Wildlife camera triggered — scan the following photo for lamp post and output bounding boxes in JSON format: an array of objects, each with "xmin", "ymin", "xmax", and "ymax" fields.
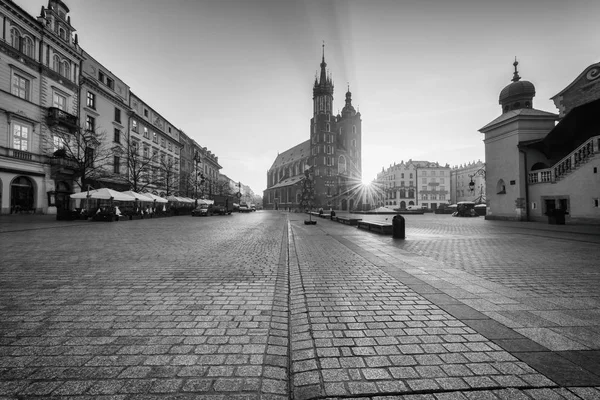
[{"xmin": 468, "ymin": 166, "xmax": 486, "ymax": 204}]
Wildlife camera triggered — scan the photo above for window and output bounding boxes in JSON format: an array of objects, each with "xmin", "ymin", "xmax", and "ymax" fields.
[
  {"xmin": 22, "ymin": 36, "xmax": 33, "ymax": 58},
  {"xmin": 352, "ymin": 125, "xmax": 356, "ymax": 134},
  {"xmin": 161, "ymin": 138, "xmax": 165, "ymax": 148},
  {"xmin": 144, "ymin": 109, "xmax": 149, "ymax": 118},
  {"xmin": 440, "ymin": 177, "xmax": 445, "ymax": 184},
  {"xmin": 401, "ymin": 173, "xmax": 404, "ymax": 178},
  {"xmin": 106, "ymin": 77, "xmax": 114, "ymax": 90},
  {"xmin": 153, "ymin": 132, "xmax": 158, "ymax": 143},
  {"xmin": 53, "ymin": 55, "xmax": 60, "ymax": 72},
  {"xmin": 143, "ymin": 127, "xmax": 149, "ymax": 139},
  {"xmin": 86, "ymin": 91, "xmax": 95, "ymax": 108},
  {"xmin": 113, "ymin": 156, "xmax": 120, "ymax": 174},
  {"xmin": 53, "ymin": 92, "xmax": 66, "ymax": 110},
  {"xmin": 168, "ymin": 142, "xmax": 172, "ymax": 152},
  {"xmin": 410, "ymin": 173, "xmax": 413, "ymax": 179},
  {"xmin": 114, "ymin": 108, "xmax": 121, "ymax": 123},
  {"xmin": 131, "ymin": 141, "xmax": 139, "ymax": 155},
  {"xmin": 61, "ymin": 61, "xmax": 70, "ymax": 79},
  {"xmin": 326, "ymin": 123, "xmax": 330, "ymax": 132},
  {"xmin": 98, "ymin": 70, "xmax": 105, "ymax": 83},
  {"xmin": 85, "ymin": 115, "xmax": 95, "ymax": 132},
  {"xmin": 12, "ymin": 122, "xmax": 30, "ymax": 151},
  {"xmin": 422, "ymin": 171, "xmax": 427, "ymax": 176},
  {"xmin": 132, "ymin": 119, "xmax": 138, "ymax": 133},
  {"xmin": 53, "ymin": 135, "xmax": 66, "ymax": 152},
  {"xmin": 143, "ymin": 146, "xmax": 149, "ymax": 159},
  {"xmin": 10, "ymin": 28, "xmax": 20, "ymax": 49},
  {"xmin": 113, "ymin": 128, "xmax": 120, "ymax": 144},
  {"xmin": 59, "ymin": 28, "xmax": 66, "ymax": 40},
  {"xmin": 85, "ymin": 147, "xmax": 94, "ymax": 167},
  {"xmin": 168, "ymin": 127, "xmax": 172, "ymax": 133},
  {"xmin": 12, "ymin": 74, "xmax": 30, "ymax": 100},
  {"xmin": 594, "ymin": 199, "xmax": 599, "ymax": 208}
]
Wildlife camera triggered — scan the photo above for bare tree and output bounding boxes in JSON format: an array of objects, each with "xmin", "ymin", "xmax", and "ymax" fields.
[
  {"xmin": 157, "ymin": 156, "xmax": 180, "ymax": 196},
  {"xmin": 48, "ymin": 126, "xmax": 114, "ymax": 190},
  {"xmin": 121, "ymin": 141, "xmax": 155, "ymax": 193}
]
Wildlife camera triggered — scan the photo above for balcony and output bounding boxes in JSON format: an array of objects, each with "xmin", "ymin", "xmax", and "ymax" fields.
[{"xmin": 47, "ymin": 107, "xmax": 78, "ymax": 131}]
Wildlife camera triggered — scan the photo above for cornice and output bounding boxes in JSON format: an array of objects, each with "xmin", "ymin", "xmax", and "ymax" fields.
[{"xmin": 81, "ymin": 77, "xmax": 130, "ymax": 108}]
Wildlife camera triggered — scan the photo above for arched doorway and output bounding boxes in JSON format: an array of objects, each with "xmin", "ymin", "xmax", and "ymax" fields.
[
  {"xmin": 341, "ymin": 199, "xmax": 347, "ymax": 211},
  {"xmin": 400, "ymin": 201, "xmax": 406, "ymax": 209},
  {"xmin": 55, "ymin": 181, "xmax": 71, "ymax": 211},
  {"xmin": 10, "ymin": 176, "xmax": 34, "ymax": 213}
]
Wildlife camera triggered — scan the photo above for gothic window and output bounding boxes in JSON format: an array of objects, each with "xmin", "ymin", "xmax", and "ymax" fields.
[{"xmin": 496, "ymin": 179, "xmax": 506, "ymax": 194}]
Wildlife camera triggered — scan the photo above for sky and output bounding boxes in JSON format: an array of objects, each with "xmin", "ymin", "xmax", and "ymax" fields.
[{"xmin": 19, "ymin": 0, "xmax": 600, "ymax": 195}]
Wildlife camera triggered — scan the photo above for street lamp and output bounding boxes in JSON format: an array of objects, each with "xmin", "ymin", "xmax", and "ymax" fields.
[{"xmin": 468, "ymin": 167, "xmax": 486, "ymax": 192}]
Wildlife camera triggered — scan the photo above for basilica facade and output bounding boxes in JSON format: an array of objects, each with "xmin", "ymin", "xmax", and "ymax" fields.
[{"xmin": 263, "ymin": 49, "xmax": 362, "ymax": 211}]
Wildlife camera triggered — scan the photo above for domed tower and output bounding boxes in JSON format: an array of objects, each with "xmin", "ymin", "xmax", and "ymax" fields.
[{"xmin": 499, "ymin": 58, "xmax": 536, "ymax": 113}]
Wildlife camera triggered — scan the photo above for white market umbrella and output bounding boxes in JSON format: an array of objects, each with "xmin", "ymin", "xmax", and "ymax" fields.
[
  {"xmin": 144, "ymin": 193, "xmax": 168, "ymax": 203},
  {"xmin": 122, "ymin": 191, "xmax": 154, "ymax": 202},
  {"xmin": 70, "ymin": 188, "xmax": 136, "ymax": 202}
]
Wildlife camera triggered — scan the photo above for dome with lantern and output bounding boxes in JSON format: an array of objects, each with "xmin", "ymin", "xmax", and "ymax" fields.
[{"xmin": 499, "ymin": 58, "xmax": 536, "ymax": 113}]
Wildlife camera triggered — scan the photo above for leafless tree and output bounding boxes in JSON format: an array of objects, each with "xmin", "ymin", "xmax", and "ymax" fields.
[
  {"xmin": 48, "ymin": 126, "xmax": 114, "ymax": 190},
  {"xmin": 121, "ymin": 141, "xmax": 156, "ymax": 193},
  {"xmin": 157, "ymin": 156, "xmax": 180, "ymax": 197}
]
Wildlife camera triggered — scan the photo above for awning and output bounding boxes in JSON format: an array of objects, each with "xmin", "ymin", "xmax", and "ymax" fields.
[{"xmin": 70, "ymin": 188, "xmax": 136, "ymax": 202}]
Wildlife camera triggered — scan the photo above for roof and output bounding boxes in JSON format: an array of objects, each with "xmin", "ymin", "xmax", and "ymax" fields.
[
  {"xmin": 499, "ymin": 80, "xmax": 535, "ymax": 103},
  {"xmin": 269, "ymin": 140, "xmax": 310, "ymax": 170},
  {"xmin": 479, "ymin": 108, "xmax": 557, "ymax": 132},
  {"xmin": 551, "ymin": 62, "xmax": 600, "ymax": 100},
  {"xmin": 523, "ymin": 98, "xmax": 600, "ymax": 160},
  {"xmin": 269, "ymin": 175, "xmax": 304, "ymax": 190}
]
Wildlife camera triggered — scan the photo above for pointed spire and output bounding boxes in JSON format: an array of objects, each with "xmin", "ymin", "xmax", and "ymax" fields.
[
  {"xmin": 512, "ymin": 57, "xmax": 521, "ymax": 82},
  {"xmin": 40, "ymin": 6, "xmax": 45, "ymax": 18},
  {"xmin": 319, "ymin": 41, "xmax": 327, "ymax": 85}
]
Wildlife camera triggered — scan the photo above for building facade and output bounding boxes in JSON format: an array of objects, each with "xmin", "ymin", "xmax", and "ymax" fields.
[
  {"xmin": 0, "ymin": 0, "xmax": 83, "ymax": 214},
  {"xmin": 374, "ymin": 160, "xmax": 451, "ymax": 210},
  {"xmin": 264, "ymin": 48, "xmax": 362, "ymax": 211},
  {"xmin": 450, "ymin": 160, "xmax": 486, "ymax": 204},
  {"xmin": 128, "ymin": 92, "xmax": 181, "ymax": 197},
  {"xmin": 79, "ymin": 49, "xmax": 131, "ymax": 192},
  {"xmin": 480, "ymin": 59, "xmax": 600, "ymax": 223}
]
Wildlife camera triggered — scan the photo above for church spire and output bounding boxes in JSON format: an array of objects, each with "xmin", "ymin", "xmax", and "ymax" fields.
[
  {"xmin": 512, "ymin": 57, "xmax": 521, "ymax": 82},
  {"xmin": 319, "ymin": 41, "xmax": 327, "ymax": 85}
]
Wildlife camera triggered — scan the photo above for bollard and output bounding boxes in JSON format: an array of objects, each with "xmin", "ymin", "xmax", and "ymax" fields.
[{"xmin": 392, "ymin": 214, "xmax": 405, "ymax": 239}]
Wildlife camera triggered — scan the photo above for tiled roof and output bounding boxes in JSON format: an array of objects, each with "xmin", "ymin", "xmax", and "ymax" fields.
[
  {"xmin": 269, "ymin": 175, "xmax": 305, "ymax": 190},
  {"xmin": 269, "ymin": 140, "xmax": 310, "ymax": 170}
]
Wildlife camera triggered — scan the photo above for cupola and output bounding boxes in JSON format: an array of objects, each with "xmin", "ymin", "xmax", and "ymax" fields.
[{"xmin": 499, "ymin": 58, "xmax": 536, "ymax": 113}]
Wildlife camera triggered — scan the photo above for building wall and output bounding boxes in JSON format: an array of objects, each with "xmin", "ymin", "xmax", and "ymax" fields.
[
  {"xmin": 0, "ymin": 0, "xmax": 82, "ymax": 214},
  {"xmin": 528, "ymin": 158, "xmax": 600, "ymax": 222}
]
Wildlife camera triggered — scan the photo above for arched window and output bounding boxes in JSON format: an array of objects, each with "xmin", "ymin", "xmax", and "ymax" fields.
[
  {"xmin": 53, "ymin": 55, "xmax": 60, "ymax": 72},
  {"xmin": 10, "ymin": 28, "xmax": 20, "ymax": 49},
  {"xmin": 352, "ymin": 125, "xmax": 356, "ymax": 134},
  {"xmin": 62, "ymin": 61, "xmax": 70, "ymax": 79},
  {"xmin": 22, "ymin": 36, "xmax": 33, "ymax": 58},
  {"xmin": 10, "ymin": 176, "xmax": 34, "ymax": 213},
  {"xmin": 338, "ymin": 155, "xmax": 347, "ymax": 174},
  {"xmin": 496, "ymin": 179, "xmax": 506, "ymax": 194}
]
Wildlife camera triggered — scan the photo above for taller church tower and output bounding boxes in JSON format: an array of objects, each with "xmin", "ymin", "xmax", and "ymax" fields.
[{"xmin": 308, "ymin": 45, "xmax": 362, "ymax": 210}]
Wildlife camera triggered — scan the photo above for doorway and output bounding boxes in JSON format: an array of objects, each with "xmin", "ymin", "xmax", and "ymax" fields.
[{"xmin": 10, "ymin": 176, "xmax": 34, "ymax": 213}]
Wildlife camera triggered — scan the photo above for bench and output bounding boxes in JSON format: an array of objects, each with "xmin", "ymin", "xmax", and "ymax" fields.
[
  {"xmin": 336, "ymin": 216, "xmax": 362, "ymax": 226},
  {"xmin": 357, "ymin": 220, "xmax": 393, "ymax": 235}
]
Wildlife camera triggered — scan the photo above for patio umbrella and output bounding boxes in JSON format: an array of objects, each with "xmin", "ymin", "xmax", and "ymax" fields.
[
  {"xmin": 70, "ymin": 188, "xmax": 136, "ymax": 202},
  {"xmin": 143, "ymin": 193, "xmax": 168, "ymax": 203},
  {"xmin": 121, "ymin": 191, "xmax": 154, "ymax": 202}
]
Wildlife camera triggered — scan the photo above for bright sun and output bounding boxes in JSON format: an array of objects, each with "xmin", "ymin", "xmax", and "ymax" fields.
[{"xmin": 361, "ymin": 178, "xmax": 371, "ymax": 186}]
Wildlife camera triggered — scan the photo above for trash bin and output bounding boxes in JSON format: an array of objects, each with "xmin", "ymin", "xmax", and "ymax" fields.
[{"xmin": 392, "ymin": 214, "xmax": 405, "ymax": 239}]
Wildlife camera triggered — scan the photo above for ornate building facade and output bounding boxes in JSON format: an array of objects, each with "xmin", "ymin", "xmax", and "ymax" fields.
[
  {"xmin": 263, "ymin": 48, "xmax": 362, "ymax": 211},
  {"xmin": 374, "ymin": 160, "xmax": 451, "ymax": 210},
  {"xmin": 0, "ymin": 0, "xmax": 83, "ymax": 214}
]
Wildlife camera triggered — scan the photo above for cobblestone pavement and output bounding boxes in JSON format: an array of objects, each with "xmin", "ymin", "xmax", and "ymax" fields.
[{"xmin": 0, "ymin": 212, "xmax": 599, "ymax": 399}]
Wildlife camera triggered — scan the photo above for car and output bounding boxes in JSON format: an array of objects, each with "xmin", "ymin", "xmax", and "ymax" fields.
[
  {"xmin": 239, "ymin": 203, "xmax": 252, "ymax": 213},
  {"xmin": 249, "ymin": 204, "xmax": 256, "ymax": 212},
  {"xmin": 192, "ymin": 204, "xmax": 212, "ymax": 216}
]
